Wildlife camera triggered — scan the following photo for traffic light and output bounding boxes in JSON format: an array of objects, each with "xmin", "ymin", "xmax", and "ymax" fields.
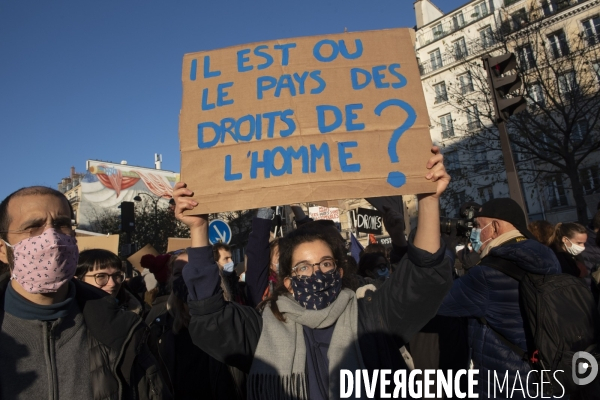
[
  {"xmin": 120, "ymin": 201, "xmax": 135, "ymax": 232},
  {"xmin": 483, "ymin": 53, "xmax": 527, "ymax": 122}
]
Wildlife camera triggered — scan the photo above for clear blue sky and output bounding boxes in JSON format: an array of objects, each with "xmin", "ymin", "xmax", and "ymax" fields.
[{"xmin": 0, "ymin": 0, "xmax": 465, "ymax": 201}]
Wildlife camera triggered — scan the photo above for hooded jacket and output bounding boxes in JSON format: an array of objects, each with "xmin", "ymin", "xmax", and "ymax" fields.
[
  {"xmin": 437, "ymin": 238, "xmax": 561, "ymax": 398},
  {"xmin": 0, "ymin": 275, "xmax": 172, "ymax": 400}
]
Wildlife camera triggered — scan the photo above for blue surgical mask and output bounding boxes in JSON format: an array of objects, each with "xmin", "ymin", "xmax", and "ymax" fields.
[
  {"xmin": 470, "ymin": 222, "xmax": 493, "ymax": 253},
  {"xmin": 377, "ymin": 267, "xmax": 390, "ymax": 279},
  {"xmin": 222, "ymin": 261, "xmax": 235, "ymax": 273}
]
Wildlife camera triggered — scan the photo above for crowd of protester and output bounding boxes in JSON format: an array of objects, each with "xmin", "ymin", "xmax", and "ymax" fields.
[{"xmin": 1, "ymin": 146, "xmax": 600, "ymax": 399}]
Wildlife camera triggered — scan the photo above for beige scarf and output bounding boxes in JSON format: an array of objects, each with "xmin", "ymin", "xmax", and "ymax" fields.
[
  {"xmin": 248, "ymin": 288, "xmax": 366, "ymax": 400},
  {"xmin": 481, "ymin": 229, "xmax": 525, "ymax": 258}
]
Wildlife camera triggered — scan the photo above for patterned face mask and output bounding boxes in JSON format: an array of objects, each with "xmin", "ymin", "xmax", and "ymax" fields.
[
  {"xmin": 5, "ymin": 228, "xmax": 79, "ymax": 294},
  {"xmin": 290, "ymin": 269, "xmax": 342, "ymax": 310}
]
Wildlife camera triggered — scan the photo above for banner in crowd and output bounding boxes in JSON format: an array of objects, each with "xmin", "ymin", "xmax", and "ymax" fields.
[
  {"xmin": 179, "ymin": 28, "xmax": 434, "ymax": 214},
  {"xmin": 78, "ymin": 160, "xmax": 178, "ymax": 231},
  {"xmin": 308, "ymin": 206, "xmax": 340, "ymax": 222},
  {"xmin": 352, "ymin": 207, "xmax": 383, "ymax": 235}
]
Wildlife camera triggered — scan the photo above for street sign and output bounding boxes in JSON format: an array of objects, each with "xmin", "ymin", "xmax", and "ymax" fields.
[{"xmin": 208, "ymin": 219, "xmax": 232, "ymax": 245}]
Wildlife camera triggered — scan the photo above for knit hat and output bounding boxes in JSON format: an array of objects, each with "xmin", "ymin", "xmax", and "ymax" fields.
[
  {"xmin": 474, "ymin": 198, "xmax": 535, "ymax": 240},
  {"xmin": 140, "ymin": 254, "xmax": 171, "ymax": 284}
]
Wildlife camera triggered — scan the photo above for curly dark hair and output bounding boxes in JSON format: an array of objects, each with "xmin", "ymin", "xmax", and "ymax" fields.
[{"xmin": 260, "ymin": 226, "xmax": 349, "ymax": 322}]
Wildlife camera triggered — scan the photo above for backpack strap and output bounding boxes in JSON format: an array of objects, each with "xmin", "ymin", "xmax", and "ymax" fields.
[
  {"xmin": 481, "ymin": 255, "xmax": 527, "ymax": 282},
  {"xmin": 477, "ymin": 255, "xmax": 529, "ymax": 360}
]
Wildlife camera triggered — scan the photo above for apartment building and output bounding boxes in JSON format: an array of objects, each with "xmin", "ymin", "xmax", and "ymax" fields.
[{"xmin": 414, "ymin": 0, "xmax": 600, "ymax": 223}]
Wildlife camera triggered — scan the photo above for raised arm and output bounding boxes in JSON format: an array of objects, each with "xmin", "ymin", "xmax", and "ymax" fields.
[
  {"xmin": 360, "ymin": 146, "xmax": 453, "ymax": 343},
  {"xmin": 245, "ymin": 210, "xmax": 274, "ymax": 308},
  {"xmin": 173, "ymin": 183, "xmax": 263, "ymax": 372}
]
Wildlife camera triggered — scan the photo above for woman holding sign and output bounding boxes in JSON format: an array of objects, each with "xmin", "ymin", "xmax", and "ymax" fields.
[{"xmin": 174, "ymin": 146, "xmax": 452, "ymax": 400}]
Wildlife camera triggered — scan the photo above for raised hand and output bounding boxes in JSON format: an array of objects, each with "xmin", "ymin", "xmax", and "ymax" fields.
[{"xmin": 172, "ymin": 182, "xmax": 208, "ymax": 247}]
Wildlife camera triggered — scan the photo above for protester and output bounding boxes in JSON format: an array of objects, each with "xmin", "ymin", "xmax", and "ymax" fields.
[
  {"xmin": 437, "ymin": 197, "xmax": 561, "ymax": 397},
  {"xmin": 550, "ymin": 222, "xmax": 589, "ymax": 278},
  {"xmin": 141, "ymin": 253, "xmax": 172, "ymax": 307},
  {"xmin": 174, "ymin": 146, "xmax": 452, "ymax": 399},
  {"xmin": 212, "ymin": 242, "xmax": 246, "ymax": 304},
  {"xmin": 527, "ymin": 220, "xmax": 555, "ymax": 246},
  {"xmin": 0, "ymin": 186, "xmax": 171, "ymax": 399},
  {"xmin": 76, "ymin": 248, "xmax": 143, "ymax": 315},
  {"xmin": 357, "ymin": 251, "xmax": 390, "ymax": 284},
  {"xmin": 146, "ymin": 250, "xmax": 246, "ymax": 399},
  {"xmin": 583, "ymin": 211, "xmax": 600, "ymax": 274}
]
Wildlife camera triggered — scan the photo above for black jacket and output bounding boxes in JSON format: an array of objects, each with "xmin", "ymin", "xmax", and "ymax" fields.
[
  {"xmin": 184, "ymin": 235, "xmax": 453, "ymax": 396},
  {"xmin": 146, "ymin": 310, "xmax": 246, "ymax": 400},
  {"xmin": 0, "ymin": 276, "xmax": 172, "ymax": 400}
]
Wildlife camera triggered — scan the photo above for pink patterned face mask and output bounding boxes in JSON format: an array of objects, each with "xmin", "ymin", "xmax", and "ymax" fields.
[{"xmin": 5, "ymin": 228, "xmax": 79, "ymax": 294}]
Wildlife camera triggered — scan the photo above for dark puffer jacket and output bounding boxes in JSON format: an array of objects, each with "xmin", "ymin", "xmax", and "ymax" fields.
[
  {"xmin": 0, "ymin": 276, "xmax": 172, "ymax": 400},
  {"xmin": 437, "ymin": 238, "xmax": 561, "ymax": 398}
]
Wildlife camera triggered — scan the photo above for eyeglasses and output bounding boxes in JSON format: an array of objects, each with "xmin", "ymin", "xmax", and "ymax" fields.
[
  {"xmin": 1, "ymin": 219, "xmax": 75, "ymax": 238},
  {"xmin": 291, "ymin": 257, "xmax": 337, "ymax": 279},
  {"xmin": 85, "ymin": 272, "xmax": 125, "ymax": 287}
]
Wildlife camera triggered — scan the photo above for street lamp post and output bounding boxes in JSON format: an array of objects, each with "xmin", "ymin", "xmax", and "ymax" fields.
[{"xmin": 133, "ymin": 192, "xmax": 160, "ymax": 244}]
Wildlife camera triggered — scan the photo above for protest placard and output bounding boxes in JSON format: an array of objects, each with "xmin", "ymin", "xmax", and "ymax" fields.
[
  {"xmin": 76, "ymin": 235, "xmax": 120, "ymax": 255},
  {"xmin": 127, "ymin": 244, "xmax": 159, "ymax": 273},
  {"xmin": 167, "ymin": 238, "xmax": 192, "ymax": 253},
  {"xmin": 180, "ymin": 28, "xmax": 435, "ymax": 214}
]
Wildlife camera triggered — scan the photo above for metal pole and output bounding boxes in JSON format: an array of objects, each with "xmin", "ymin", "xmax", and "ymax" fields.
[{"xmin": 497, "ymin": 120, "xmax": 528, "ymax": 216}]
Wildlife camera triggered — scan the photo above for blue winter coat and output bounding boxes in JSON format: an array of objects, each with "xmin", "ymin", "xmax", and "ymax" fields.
[{"xmin": 437, "ymin": 238, "xmax": 561, "ymax": 398}]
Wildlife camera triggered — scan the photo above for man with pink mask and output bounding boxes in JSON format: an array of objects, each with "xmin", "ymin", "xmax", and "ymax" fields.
[{"xmin": 0, "ymin": 186, "xmax": 171, "ymax": 400}]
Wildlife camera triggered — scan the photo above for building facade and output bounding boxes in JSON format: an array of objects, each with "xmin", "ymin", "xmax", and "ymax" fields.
[{"xmin": 414, "ymin": 0, "xmax": 600, "ymax": 223}]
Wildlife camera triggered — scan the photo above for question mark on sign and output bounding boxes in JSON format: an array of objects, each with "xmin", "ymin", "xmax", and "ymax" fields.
[{"xmin": 374, "ymin": 99, "xmax": 417, "ymax": 188}]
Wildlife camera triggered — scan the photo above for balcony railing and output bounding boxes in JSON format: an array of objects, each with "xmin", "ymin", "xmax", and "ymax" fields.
[
  {"xmin": 434, "ymin": 94, "xmax": 448, "ymax": 104},
  {"xmin": 467, "ymin": 121, "xmax": 482, "ymax": 131},
  {"xmin": 442, "ymin": 128, "xmax": 455, "ymax": 138},
  {"xmin": 419, "ymin": 37, "xmax": 496, "ymax": 75},
  {"xmin": 498, "ymin": 0, "xmax": 583, "ymax": 36}
]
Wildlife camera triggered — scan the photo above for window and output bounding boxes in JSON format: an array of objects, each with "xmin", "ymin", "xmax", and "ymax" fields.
[
  {"xmin": 480, "ymin": 26, "xmax": 495, "ymax": 48},
  {"xmin": 546, "ymin": 175, "xmax": 569, "ymax": 208},
  {"xmin": 472, "ymin": 143, "xmax": 488, "ymax": 170},
  {"xmin": 453, "ymin": 12, "xmax": 465, "ymax": 30},
  {"xmin": 593, "ymin": 62, "xmax": 600, "ymax": 85},
  {"xmin": 454, "ymin": 37, "xmax": 468, "ymax": 60},
  {"xmin": 440, "ymin": 114, "xmax": 455, "ymax": 138},
  {"xmin": 430, "ymin": 49, "xmax": 443, "ymax": 70},
  {"xmin": 582, "ymin": 16, "xmax": 600, "ymax": 46},
  {"xmin": 445, "ymin": 150, "xmax": 461, "ymax": 172},
  {"xmin": 433, "ymin": 24, "xmax": 444, "ymax": 37},
  {"xmin": 433, "ymin": 82, "xmax": 448, "ymax": 104},
  {"xmin": 511, "ymin": 8, "xmax": 528, "ymax": 30},
  {"xmin": 467, "ymin": 105, "xmax": 481, "ymax": 131},
  {"xmin": 558, "ymin": 71, "xmax": 578, "ymax": 97},
  {"xmin": 543, "ymin": 0, "xmax": 570, "ymax": 16},
  {"xmin": 517, "ymin": 44, "xmax": 536, "ymax": 70},
  {"xmin": 580, "ymin": 165, "xmax": 600, "ymax": 194},
  {"xmin": 478, "ymin": 186, "xmax": 494, "ymax": 202},
  {"xmin": 459, "ymin": 72, "xmax": 474, "ymax": 94},
  {"xmin": 548, "ymin": 30, "xmax": 569, "ymax": 59},
  {"xmin": 527, "ymin": 82, "xmax": 545, "ymax": 107},
  {"xmin": 572, "ymin": 119, "xmax": 588, "ymax": 142},
  {"xmin": 473, "ymin": 2, "xmax": 489, "ymax": 19}
]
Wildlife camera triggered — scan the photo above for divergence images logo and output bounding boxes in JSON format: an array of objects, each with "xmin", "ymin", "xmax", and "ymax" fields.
[{"xmin": 572, "ymin": 351, "xmax": 598, "ymax": 386}]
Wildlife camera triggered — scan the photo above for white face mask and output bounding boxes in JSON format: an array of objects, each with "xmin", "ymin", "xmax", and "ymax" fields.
[{"xmin": 564, "ymin": 238, "xmax": 585, "ymax": 256}]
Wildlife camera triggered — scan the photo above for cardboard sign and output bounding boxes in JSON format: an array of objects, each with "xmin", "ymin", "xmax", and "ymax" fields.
[
  {"xmin": 180, "ymin": 28, "xmax": 435, "ymax": 214},
  {"xmin": 127, "ymin": 244, "xmax": 159, "ymax": 273},
  {"xmin": 167, "ymin": 238, "xmax": 192, "ymax": 253},
  {"xmin": 352, "ymin": 207, "xmax": 383, "ymax": 235},
  {"xmin": 76, "ymin": 235, "xmax": 120, "ymax": 255}
]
